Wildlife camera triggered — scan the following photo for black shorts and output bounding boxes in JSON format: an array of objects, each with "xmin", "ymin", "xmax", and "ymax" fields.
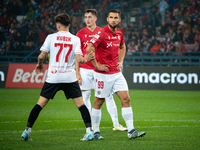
[{"xmin": 40, "ymin": 81, "xmax": 82, "ymax": 100}]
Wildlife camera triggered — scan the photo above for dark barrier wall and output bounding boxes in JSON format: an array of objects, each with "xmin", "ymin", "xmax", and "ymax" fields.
[
  {"xmin": 0, "ymin": 64, "xmax": 8, "ymax": 88},
  {"xmin": 124, "ymin": 66, "xmax": 200, "ymax": 90}
]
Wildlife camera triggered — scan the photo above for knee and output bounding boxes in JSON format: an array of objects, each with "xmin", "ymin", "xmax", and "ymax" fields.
[
  {"xmin": 121, "ymin": 95, "xmax": 130, "ymax": 107},
  {"xmin": 94, "ymin": 98, "xmax": 105, "ymax": 109}
]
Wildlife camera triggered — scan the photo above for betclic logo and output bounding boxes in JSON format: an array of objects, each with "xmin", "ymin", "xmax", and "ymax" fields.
[{"xmin": 6, "ymin": 63, "xmax": 48, "ymax": 88}]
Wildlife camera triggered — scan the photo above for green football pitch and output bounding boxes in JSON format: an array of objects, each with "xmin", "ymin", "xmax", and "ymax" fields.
[{"xmin": 0, "ymin": 88, "xmax": 199, "ymax": 150}]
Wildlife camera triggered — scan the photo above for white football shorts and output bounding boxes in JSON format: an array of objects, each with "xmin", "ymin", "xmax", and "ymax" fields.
[
  {"xmin": 79, "ymin": 68, "xmax": 94, "ymax": 90},
  {"xmin": 94, "ymin": 72, "xmax": 128, "ymax": 98}
]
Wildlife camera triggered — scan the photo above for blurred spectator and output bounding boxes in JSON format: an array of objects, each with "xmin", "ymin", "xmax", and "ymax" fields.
[
  {"xmin": 169, "ymin": 27, "xmax": 176, "ymax": 42},
  {"xmin": 182, "ymin": 21, "xmax": 192, "ymax": 34},
  {"xmin": 191, "ymin": 40, "xmax": 200, "ymax": 52},
  {"xmin": 174, "ymin": 28, "xmax": 183, "ymax": 42},
  {"xmin": 175, "ymin": 40, "xmax": 186, "ymax": 56},
  {"xmin": 184, "ymin": 4, "xmax": 194, "ymax": 16},
  {"xmin": 147, "ymin": 24, "xmax": 155, "ymax": 37},
  {"xmin": 150, "ymin": 39, "xmax": 162, "ymax": 55},
  {"xmin": 179, "ymin": 3, "xmax": 186, "ymax": 15},
  {"xmin": 183, "ymin": 29, "xmax": 190, "ymax": 44},
  {"xmin": 188, "ymin": 27, "xmax": 196, "ymax": 44},
  {"xmin": 167, "ymin": 40, "xmax": 176, "ymax": 54},
  {"xmin": 160, "ymin": 20, "xmax": 168, "ymax": 35},
  {"xmin": 175, "ymin": 10, "xmax": 186, "ymax": 24},
  {"xmin": 127, "ymin": 40, "xmax": 138, "ymax": 54},
  {"xmin": 158, "ymin": 42, "xmax": 167, "ymax": 55},
  {"xmin": 186, "ymin": 16, "xmax": 194, "ymax": 28},
  {"xmin": 73, "ymin": 0, "xmax": 81, "ymax": 12},
  {"xmin": 151, "ymin": 6, "xmax": 159, "ymax": 27},
  {"xmin": 163, "ymin": 32, "xmax": 170, "ymax": 44},
  {"xmin": 0, "ymin": 14, "xmax": 10, "ymax": 27},
  {"xmin": 26, "ymin": 6, "xmax": 35, "ymax": 21},
  {"xmin": 194, "ymin": 26, "xmax": 200, "ymax": 42},
  {"xmin": 169, "ymin": 19, "xmax": 177, "ymax": 32},
  {"xmin": 159, "ymin": 0, "xmax": 169, "ymax": 21},
  {"xmin": 141, "ymin": 40, "xmax": 150, "ymax": 54}
]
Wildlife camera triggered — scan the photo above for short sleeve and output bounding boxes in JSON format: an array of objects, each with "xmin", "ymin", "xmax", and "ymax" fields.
[
  {"xmin": 89, "ymin": 30, "xmax": 104, "ymax": 49},
  {"xmin": 40, "ymin": 35, "xmax": 51, "ymax": 53},
  {"xmin": 75, "ymin": 37, "xmax": 83, "ymax": 55},
  {"xmin": 120, "ymin": 33, "xmax": 125, "ymax": 46}
]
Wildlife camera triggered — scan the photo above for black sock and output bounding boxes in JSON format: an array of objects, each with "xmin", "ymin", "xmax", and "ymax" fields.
[
  {"xmin": 26, "ymin": 104, "xmax": 43, "ymax": 129},
  {"xmin": 78, "ymin": 105, "xmax": 92, "ymax": 128}
]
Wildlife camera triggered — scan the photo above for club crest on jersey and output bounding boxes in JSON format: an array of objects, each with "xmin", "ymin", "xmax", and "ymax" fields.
[
  {"xmin": 84, "ymin": 34, "xmax": 87, "ymax": 38},
  {"xmin": 98, "ymin": 90, "xmax": 101, "ymax": 95},
  {"xmin": 107, "ymin": 42, "xmax": 112, "ymax": 48},
  {"xmin": 51, "ymin": 70, "xmax": 57, "ymax": 74}
]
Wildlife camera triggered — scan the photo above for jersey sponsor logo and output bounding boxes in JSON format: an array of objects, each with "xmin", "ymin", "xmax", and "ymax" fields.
[
  {"xmin": 57, "ymin": 36, "xmax": 71, "ymax": 42},
  {"xmin": 90, "ymin": 37, "xmax": 98, "ymax": 44},
  {"xmin": 106, "ymin": 42, "xmax": 113, "ymax": 48},
  {"xmin": 113, "ymin": 44, "xmax": 120, "ymax": 46},
  {"xmin": 51, "ymin": 70, "xmax": 57, "ymax": 74},
  {"xmin": 5, "ymin": 63, "xmax": 48, "ymax": 88}
]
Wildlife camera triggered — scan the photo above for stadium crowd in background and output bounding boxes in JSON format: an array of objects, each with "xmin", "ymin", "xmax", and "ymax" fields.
[{"xmin": 0, "ymin": 0, "xmax": 200, "ymax": 57}]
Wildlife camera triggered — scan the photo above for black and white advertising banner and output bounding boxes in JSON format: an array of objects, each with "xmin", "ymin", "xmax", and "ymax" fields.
[{"xmin": 124, "ymin": 66, "xmax": 200, "ymax": 90}]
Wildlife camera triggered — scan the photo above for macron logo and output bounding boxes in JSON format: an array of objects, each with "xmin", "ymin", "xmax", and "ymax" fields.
[{"xmin": 0, "ymin": 71, "xmax": 4, "ymax": 82}]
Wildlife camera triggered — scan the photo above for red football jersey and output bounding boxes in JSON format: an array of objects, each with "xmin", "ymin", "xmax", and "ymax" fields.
[
  {"xmin": 90, "ymin": 25, "xmax": 124, "ymax": 74},
  {"xmin": 76, "ymin": 26, "xmax": 102, "ymax": 69}
]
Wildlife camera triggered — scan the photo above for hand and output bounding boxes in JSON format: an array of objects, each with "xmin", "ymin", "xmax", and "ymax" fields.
[
  {"xmin": 35, "ymin": 64, "xmax": 43, "ymax": 73},
  {"xmin": 96, "ymin": 63, "xmax": 109, "ymax": 72},
  {"xmin": 76, "ymin": 74, "xmax": 82, "ymax": 84},
  {"xmin": 84, "ymin": 51, "xmax": 95, "ymax": 62},
  {"xmin": 117, "ymin": 62, "xmax": 123, "ymax": 70}
]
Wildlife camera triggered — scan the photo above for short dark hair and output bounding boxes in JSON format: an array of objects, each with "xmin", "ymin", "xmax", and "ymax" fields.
[
  {"xmin": 108, "ymin": 9, "xmax": 121, "ymax": 17},
  {"xmin": 54, "ymin": 13, "xmax": 70, "ymax": 27},
  {"xmin": 85, "ymin": 9, "xmax": 98, "ymax": 17}
]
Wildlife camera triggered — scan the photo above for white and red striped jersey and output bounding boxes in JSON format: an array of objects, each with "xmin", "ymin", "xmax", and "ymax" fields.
[{"xmin": 40, "ymin": 31, "xmax": 82, "ymax": 83}]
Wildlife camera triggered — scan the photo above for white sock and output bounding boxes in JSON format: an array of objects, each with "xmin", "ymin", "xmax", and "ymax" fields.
[
  {"xmin": 82, "ymin": 90, "xmax": 91, "ymax": 114},
  {"xmin": 91, "ymin": 108, "xmax": 101, "ymax": 133},
  {"xmin": 105, "ymin": 95, "xmax": 119, "ymax": 127},
  {"xmin": 86, "ymin": 127, "xmax": 92, "ymax": 133},
  {"xmin": 25, "ymin": 127, "xmax": 31, "ymax": 133},
  {"xmin": 122, "ymin": 107, "xmax": 134, "ymax": 132}
]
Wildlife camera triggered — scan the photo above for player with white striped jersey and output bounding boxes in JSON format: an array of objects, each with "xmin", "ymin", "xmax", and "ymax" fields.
[
  {"xmin": 40, "ymin": 31, "xmax": 82, "ymax": 83},
  {"xmin": 21, "ymin": 13, "xmax": 96, "ymax": 142}
]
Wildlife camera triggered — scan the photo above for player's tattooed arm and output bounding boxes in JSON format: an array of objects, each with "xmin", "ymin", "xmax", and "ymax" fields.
[{"xmin": 36, "ymin": 51, "xmax": 47, "ymax": 73}]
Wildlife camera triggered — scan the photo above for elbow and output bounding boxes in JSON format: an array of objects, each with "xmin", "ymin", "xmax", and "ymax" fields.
[{"xmin": 38, "ymin": 55, "xmax": 44, "ymax": 61}]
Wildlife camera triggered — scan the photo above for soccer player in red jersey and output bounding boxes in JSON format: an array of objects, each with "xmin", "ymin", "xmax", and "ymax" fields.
[
  {"xmin": 86, "ymin": 9, "xmax": 146, "ymax": 139},
  {"xmin": 76, "ymin": 9, "xmax": 127, "ymax": 132}
]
